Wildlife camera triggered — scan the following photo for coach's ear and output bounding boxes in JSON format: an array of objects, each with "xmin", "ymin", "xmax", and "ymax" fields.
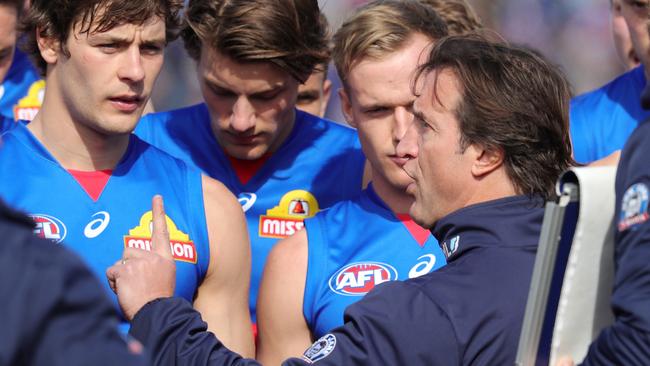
[
  {"xmin": 36, "ymin": 27, "xmax": 60, "ymax": 65},
  {"xmin": 339, "ymin": 88, "xmax": 357, "ymax": 128},
  {"xmin": 470, "ymin": 145, "xmax": 504, "ymax": 178}
]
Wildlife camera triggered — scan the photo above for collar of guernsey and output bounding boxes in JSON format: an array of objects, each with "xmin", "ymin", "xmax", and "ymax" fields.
[{"xmin": 430, "ymin": 195, "xmax": 545, "ymax": 261}]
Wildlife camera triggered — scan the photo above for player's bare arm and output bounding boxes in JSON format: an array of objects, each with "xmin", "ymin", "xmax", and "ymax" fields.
[
  {"xmin": 193, "ymin": 175, "xmax": 255, "ymax": 358},
  {"xmin": 256, "ymin": 229, "xmax": 312, "ymax": 365}
]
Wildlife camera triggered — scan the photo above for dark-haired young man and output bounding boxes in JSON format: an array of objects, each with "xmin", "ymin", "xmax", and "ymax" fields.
[
  {"xmin": 0, "ymin": 0, "xmax": 253, "ymax": 356},
  {"xmin": 135, "ymin": 0, "xmax": 366, "ymax": 324},
  {"xmin": 0, "ymin": 0, "xmax": 42, "ymax": 132}
]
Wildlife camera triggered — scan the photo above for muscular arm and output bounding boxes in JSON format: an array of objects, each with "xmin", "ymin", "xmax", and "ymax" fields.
[
  {"xmin": 193, "ymin": 175, "xmax": 255, "ymax": 357},
  {"xmin": 256, "ymin": 229, "xmax": 313, "ymax": 365}
]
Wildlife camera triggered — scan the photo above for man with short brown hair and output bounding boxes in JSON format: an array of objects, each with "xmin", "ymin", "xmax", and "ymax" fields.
[{"xmin": 135, "ymin": 0, "xmax": 367, "ymax": 325}]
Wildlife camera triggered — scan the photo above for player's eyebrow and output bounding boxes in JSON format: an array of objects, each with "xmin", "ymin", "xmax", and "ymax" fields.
[
  {"xmin": 202, "ymin": 76, "xmax": 231, "ymax": 92},
  {"xmin": 89, "ymin": 33, "xmax": 166, "ymax": 46},
  {"xmin": 203, "ymin": 75, "xmax": 286, "ymax": 98},
  {"xmin": 140, "ymin": 38, "xmax": 167, "ymax": 47}
]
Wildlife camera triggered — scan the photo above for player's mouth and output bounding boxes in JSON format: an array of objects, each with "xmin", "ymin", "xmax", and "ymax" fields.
[
  {"xmin": 227, "ymin": 132, "xmax": 262, "ymax": 146},
  {"xmin": 109, "ymin": 95, "xmax": 144, "ymax": 113},
  {"xmin": 389, "ymin": 155, "xmax": 409, "ymax": 167}
]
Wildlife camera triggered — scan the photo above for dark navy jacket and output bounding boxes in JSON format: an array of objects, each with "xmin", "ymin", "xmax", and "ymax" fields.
[
  {"xmin": 580, "ymin": 119, "xmax": 650, "ymax": 365},
  {"xmin": 0, "ymin": 200, "xmax": 147, "ymax": 365},
  {"xmin": 130, "ymin": 195, "xmax": 544, "ymax": 365}
]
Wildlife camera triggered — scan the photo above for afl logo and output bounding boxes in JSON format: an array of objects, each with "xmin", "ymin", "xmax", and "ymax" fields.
[
  {"xmin": 328, "ymin": 262, "xmax": 398, "ymax": 296},
  {"xmin": 30, "ymin": 214, "xmax": 67, "ymax": 243}
]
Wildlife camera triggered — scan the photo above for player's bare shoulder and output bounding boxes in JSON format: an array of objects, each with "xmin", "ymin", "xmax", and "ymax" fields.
[{"xmin": 201, "ymin": 175, "xmax": 245, "ymax": 216}]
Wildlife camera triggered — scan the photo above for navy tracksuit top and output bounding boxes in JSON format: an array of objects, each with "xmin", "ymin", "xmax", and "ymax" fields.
[{"xmin": 131, "ymin": 195, "xmax": 545, "ymax": 366}]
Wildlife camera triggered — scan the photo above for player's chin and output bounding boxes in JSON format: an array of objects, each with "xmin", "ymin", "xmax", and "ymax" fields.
[
  {"xmin": 387, "ymin": 169, "xmax": 415, "ymax": 191},
  {"xmin": 93, "ymin": 116, "xmax": 140, "ymax": 136},
  {"xmin": 225, "ymin": 143, "xmax": 270, "ymax": 161}
]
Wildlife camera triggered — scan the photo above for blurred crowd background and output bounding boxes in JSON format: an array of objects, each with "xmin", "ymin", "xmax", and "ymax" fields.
[{"xmin": 152, "ymin": 0, "xmax": 621, "ymax": 123}]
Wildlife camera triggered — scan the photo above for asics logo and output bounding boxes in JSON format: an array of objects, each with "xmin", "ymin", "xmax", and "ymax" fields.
[
  {"xmin": 408, "ymin": 254, "xmax": 437, "ymax": 279},
  {"xmin": 238, "ymin": 193, "xmax": 257, "ymax": 212},
  {"xmin": 84, "ymin": 211, "xmax": 110, "ymax": 238}
]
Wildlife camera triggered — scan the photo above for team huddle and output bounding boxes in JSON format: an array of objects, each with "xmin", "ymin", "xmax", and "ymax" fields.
[{"xmin": 0, "ymin": 0, "xmax": 648, "ymax": 365}]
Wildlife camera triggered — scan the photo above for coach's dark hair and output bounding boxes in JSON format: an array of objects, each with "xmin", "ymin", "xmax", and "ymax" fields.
[
  {"xmin": 182, "ymin": 0, "xmax": 330, "ymax": 83},
  {"xmin": 22, "ymin": 0, "xmax": 183, "ymax": 76},
  {"xmin": 415, "ymin": 34, "xmax": 574, "ymax": 201}
]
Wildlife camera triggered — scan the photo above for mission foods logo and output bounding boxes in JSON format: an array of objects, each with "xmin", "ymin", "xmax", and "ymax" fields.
[
  {"xmin": 123, "ymin": 211, "xmax": 197, "ymax": 263},
  {"xmin": 328, "ymin": 262, "xmax": 398, "ymax": 296},
  {"xmin": 13, "ymin": 80, "xmax": 45, "ymax": 121},
  {"xmin": 259, "ymin": 190, "xmax": 320, "ymax": 239},
  {"xmin": 30, "ymin": 214, "xmax": 66, "ymax": 243}
]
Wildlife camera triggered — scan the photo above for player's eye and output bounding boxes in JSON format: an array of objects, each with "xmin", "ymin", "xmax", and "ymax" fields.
[
  {"xmin": 252, "ymin": 90, "xmax": 281, "ymax": 102},
  {"xmin": 97, "ymin": 43, "xmax": 120, "ymax": 53},
  {"xmin": 208, "ymin": 85, "xmax": 236, "ymax": 98},
  {"xmin": 141, "ymin": 44, "xmax": 164, "ymax": 56},
  {"xmin": 363, "ymin": 106, "xmax": 389, "ymax": 115},
  {"xmin": 297, "ymin": 93, "xmax": 318, "ymax": 104}
]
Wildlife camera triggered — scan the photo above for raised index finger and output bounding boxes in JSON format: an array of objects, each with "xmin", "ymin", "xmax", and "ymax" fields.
[{"xmin": 151, "ymin": 195, "xmax": 172, "ymax": 259}]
